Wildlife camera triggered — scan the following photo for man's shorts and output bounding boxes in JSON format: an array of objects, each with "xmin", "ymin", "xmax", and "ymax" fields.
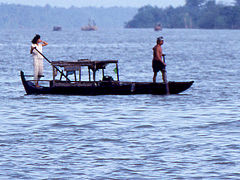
[{"xmin": 152, "ymin": 60, "xmax": 166, "ymax": 73}]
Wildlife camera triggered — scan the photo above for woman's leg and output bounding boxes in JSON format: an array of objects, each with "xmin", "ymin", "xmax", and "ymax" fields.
[
  {"xmin": 33, "ymin": 58, "xmax": 39, "ymax": 86},
  {"xmin": 38, "ymin": 58, "xmax": 43, "ymax": 80}
]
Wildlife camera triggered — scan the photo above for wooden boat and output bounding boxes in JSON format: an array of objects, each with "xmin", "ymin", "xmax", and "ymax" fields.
[
  {"xmin": 21, "ymin": 60, "xmax": 193, "ymax": 95},
  {"xmin": 81, "ymin": 19, "xmax": 97, "ymax": 31},
  {"xmin": 81, "ymin": 25, "xmax": 97, "ymax": 31},
  {"xmin": 53, "ymin": 26, "xmax": 62, "ymax": 31},
  {"xmin": 154, "ymin": 23, "xmax": 162, "ymax": 31}
]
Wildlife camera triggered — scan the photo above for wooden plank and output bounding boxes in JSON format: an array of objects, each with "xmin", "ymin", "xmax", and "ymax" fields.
[
  {"xmin": 79, "ymin": 66, "xmax": 81, "ymax": 81},
  {"xmin": 74, "ymin": 71, "xmax": 77, "ymax": 81},
  {"xmin": 88, "ymin": 67, "xmax": 91, "ymax": 81},
  {"xmin": 116, "ymin": 63, "xmax": 119, "ymax": 81},
  {"xmin": 29, "ymin": 80, "xmax": 51, "ymax": 82},
  {"xmin": 51, "ymin": 60, "xmax": 118, "ymax": 67},
  {"xmin": 102, "ymin": 69, "xmax": 104, "ymax": 78},
  {"xmin": 24, "ymin": 75, "xmax": 44, "ymax": 77},
  {"xmin": 52, "ymin": 66, "xmax": 55, "ymax": 85}
]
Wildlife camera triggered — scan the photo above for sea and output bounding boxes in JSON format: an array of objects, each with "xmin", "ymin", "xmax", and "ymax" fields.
[{"xmin": 0, "ymin": 28, "xmax": 240, "ymax": 179}]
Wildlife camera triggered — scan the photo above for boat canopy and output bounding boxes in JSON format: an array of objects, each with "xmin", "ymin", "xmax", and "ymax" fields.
[{"xmin": 51, "ymin": 59, "xmax": 119, "ymax": 83}]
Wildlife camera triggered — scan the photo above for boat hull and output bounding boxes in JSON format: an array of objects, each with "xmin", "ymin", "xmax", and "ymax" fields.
[{"xmin": 21, "ymin": 71, "xmax": 193, "ymax": 95}]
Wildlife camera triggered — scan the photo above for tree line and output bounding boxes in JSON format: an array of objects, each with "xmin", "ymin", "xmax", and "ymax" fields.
[
  {"xmin": 125, "ymin": 0, "xmax": 240, "ymax": 29},
  {"xmin": 0, "ymin": 4, "xmax": 137, "ymax": 29}
]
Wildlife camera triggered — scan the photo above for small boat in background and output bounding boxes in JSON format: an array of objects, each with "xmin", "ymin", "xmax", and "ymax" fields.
[
  {"xmin": 154, "ymin": 23, "xmax": 162, "ymax": 31},
  {"xmin": 81, "ymin": 19, "xmax": 97, "ymax": 31},
  {"xmin": 53, "ymin": 26, "xmax": 62, "ymax": 31}
]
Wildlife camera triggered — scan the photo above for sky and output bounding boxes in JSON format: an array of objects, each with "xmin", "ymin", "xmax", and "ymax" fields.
[{"xmin": 0, "ymin": 0, "xmax": 235, "ymax": 8}]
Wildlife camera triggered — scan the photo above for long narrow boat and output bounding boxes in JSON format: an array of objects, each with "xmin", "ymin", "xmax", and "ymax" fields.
[{"xmin": 21, "ymin": 60, "xmax": 193, "ymax": 95}]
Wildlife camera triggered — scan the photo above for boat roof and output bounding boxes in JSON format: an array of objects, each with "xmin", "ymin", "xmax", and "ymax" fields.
[{"xmin": 51, "ymin": 59, "xmax": 118, "ymax": 70}]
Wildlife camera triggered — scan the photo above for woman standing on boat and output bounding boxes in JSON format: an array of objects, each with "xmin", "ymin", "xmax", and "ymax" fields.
[{"xmin": 30, "ymin": 34, "xmax": 48, "ymax": 87}]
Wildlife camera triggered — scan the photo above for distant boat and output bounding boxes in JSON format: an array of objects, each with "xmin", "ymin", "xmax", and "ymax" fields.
[
  {"xmin": 154, "ymin": 24, "xmax": 162, "ymax": 31},
  {"xmin": 81, "ymin": 19, "xmax": 97, "ymax": 31},
  {"xmin": 53, "ymin": 26, "xmax": 62, "ymax": 31}
]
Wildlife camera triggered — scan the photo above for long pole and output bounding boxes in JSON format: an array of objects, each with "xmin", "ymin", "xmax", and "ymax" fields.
[
  {"xmin": 33, "ymin": 47, "xmax": 71, "ymax": 82},
  {"xmin": 163, "ymin": 55, "xmax": 170, "ymax": 95}
]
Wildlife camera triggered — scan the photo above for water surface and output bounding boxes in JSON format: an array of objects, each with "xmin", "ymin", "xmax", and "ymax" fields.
[{"xmin": 0, "ymin": 28, "xmax": 240, "ymax": 179}]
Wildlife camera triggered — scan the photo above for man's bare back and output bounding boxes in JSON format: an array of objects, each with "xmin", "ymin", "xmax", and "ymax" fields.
[{"xmin": 152, "ymin": 37, "xmax": 166, "ymax": 83}]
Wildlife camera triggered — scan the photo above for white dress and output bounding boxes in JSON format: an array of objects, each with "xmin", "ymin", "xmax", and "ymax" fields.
[{"xmin": 31, "ymin": 43, "xmax": 43, "ymax": 81}]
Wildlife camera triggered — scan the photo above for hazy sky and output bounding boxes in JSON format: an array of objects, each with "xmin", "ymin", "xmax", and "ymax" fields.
[{"xmin": 0, "ymin": 0, "xmax": 234, "ymax": 8}]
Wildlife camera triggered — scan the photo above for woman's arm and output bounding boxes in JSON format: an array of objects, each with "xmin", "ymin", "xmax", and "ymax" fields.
[
  {"xmin": 42, "ymin": 41, "xmax": 48, "ymax": 47},
  {"xmin": 30, "ymin": 46, "xmax": 34, "ymax": 54}
]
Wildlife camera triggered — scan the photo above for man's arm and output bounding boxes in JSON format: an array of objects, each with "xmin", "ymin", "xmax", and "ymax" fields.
[{"xmin": 156, "ymin": 47, "xmax": 166, "ymax": 66}]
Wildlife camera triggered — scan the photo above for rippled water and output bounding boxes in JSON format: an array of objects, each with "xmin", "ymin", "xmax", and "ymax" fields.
[{"xmin": 0, "ymin": 28, "xmax": 240, "ymax": 179}]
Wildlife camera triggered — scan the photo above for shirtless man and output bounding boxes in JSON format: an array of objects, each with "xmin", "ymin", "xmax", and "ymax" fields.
[{"xmin": 152, "ymin": 36, "xmax": 167, "ymax": 83}]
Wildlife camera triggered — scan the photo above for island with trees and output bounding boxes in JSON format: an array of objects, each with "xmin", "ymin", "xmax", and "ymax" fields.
[
  {"xmin": 125, "ymin": 0, "xmax": 240, "ymax": 29},
  {"xmin": 0, "ymin": 4, "xmax": 137, "ymax": 29}
]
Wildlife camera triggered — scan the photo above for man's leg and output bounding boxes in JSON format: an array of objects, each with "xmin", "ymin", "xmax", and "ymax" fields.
[
  {"xmin": 161, "ymin": 70, "xmax": 167, "ymax": 83},
  {"xmin": 153, "ymin": 72, "xmax": 157, "ymax": 83},
  {"xmin": 161, "ymin": 70, "xmax": 169, "ymax": 94}
]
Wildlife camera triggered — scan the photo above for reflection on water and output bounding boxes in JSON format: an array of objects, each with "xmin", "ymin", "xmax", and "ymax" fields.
[{"xmin": 0, "ymin": 28, "xmax": 240, "ymax": 179}]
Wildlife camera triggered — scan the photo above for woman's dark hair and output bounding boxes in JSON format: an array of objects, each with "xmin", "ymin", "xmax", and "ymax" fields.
[{"xmin": 31, "ymin": 34, "xmax": 40, "ymax": 44}]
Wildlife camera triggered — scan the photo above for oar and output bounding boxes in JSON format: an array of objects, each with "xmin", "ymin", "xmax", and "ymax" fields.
[
  {"xmin": 33, "ymin": 47, "xmax": 71, "ymax": 82},
  {"xmin": 163, "ymin": 55, "xmax": 170, "ymax": 95}
]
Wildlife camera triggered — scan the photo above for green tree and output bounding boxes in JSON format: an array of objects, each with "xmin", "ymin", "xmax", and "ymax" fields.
[
  {"xmin": 125, "ymin": 0, "xmax": 240, "ymax": 29},
  {"xmin": 125, "ymin": 6, "xmax": 163, "ymax": 28}
]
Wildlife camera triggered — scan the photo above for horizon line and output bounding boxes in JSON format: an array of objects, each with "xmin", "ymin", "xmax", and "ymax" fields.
[{"xmin": 0, "ymin": 2, "xmax": 184, "ymax": 9}]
